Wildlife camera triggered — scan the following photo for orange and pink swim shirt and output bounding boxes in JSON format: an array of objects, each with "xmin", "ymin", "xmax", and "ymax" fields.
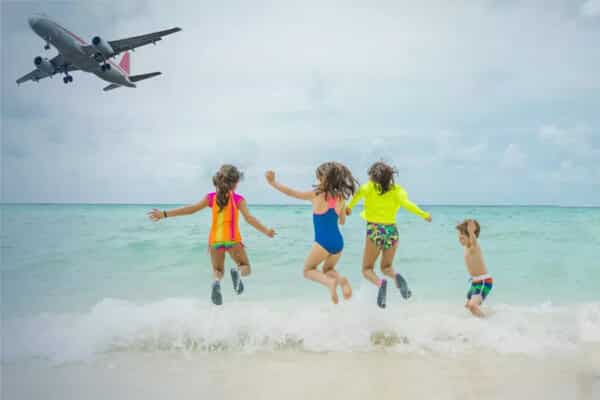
[{"xmin": 207, "ymin": 192, "xmax": 244, "ymax": 250}]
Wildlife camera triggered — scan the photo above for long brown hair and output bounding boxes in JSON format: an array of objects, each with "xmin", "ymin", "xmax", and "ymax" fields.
[
  {"xmin": 368, "ymin": 161, "xmax": 397, "ymax": 195},
  {"xmin": 314, "ymin": 162, "xmax": 358, "ymax": 200},
  {"xmin": 212, "ymin": 165, "xmax": 242, "ymax": 211}
]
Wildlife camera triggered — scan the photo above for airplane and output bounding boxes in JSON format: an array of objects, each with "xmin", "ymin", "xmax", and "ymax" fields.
[{"xmin": 16, "ymin": 14, "xmax": 181, "ymax": 91}]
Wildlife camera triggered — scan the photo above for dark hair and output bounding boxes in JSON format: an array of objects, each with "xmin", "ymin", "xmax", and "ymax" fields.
[
  {"xmin": 368, "ymin": 161, "xmax": 397, "ymax": 195},
  {"xmin": 212, "ymin": 165, "xmax": 243, "ymax": 211},
  {"xmin": 314, "ymin": 162, "xmax": 358, "ymax": 200},
  {"xmin": 456, "ymin": 219, "xmax": 481, "ymax": 238}
]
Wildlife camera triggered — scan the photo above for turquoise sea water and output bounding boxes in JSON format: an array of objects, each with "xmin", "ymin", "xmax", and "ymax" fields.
[{"xmin": 2, "ymin": 204, "xmax": 599, "ymax": 361}]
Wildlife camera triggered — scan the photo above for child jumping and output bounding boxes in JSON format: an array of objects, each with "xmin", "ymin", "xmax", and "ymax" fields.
[
  {"xmin": 346, "ymin": 161, "xmax": 431, "ymax": 308},
  {"xmin": 148, "ymin": 164, "xmax": 275, "ymax": 306},
  {"xmin": 456, "ymin": 219, "xmax": 492, "ymax": 318},
  {"xmin": 265, "ymin": 162, "xmax": 357, "ymax": 304}
]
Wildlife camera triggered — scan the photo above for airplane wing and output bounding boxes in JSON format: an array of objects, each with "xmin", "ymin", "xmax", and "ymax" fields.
[
  {"xmin": 84, "ymin": 27, "xmax": 182, "ymax": 57},
  {"xmin": 16, "ymin": 54, "xmax": 78, "ymax": 84}
]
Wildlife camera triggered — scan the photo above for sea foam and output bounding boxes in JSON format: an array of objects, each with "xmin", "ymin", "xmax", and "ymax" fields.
[{"xmin": 3, "ymin": 294, "xmax": 598, "ymax": 363}]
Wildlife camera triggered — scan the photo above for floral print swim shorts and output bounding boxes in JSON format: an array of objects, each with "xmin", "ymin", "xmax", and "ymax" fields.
[{"xmin": 366, "ymin": 222, "xmax": 399, "ymax": 250}]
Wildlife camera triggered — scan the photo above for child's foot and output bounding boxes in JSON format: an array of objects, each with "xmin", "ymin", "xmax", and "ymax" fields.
[
  {"xmin": 211, "ymin": 281, "xmax": 223, "ymax": 305},
  {"xmin": 340, "ymin": 277, "xmax": 352, "ymax": 300},
  {"xmin": 395, "ymin": 273, "xmax": 412, "ymax": 299},
  {"xmin": 230, "ymin": 268, "xmax": 244, "ymax": 295},
  {"xmin": 328, "ymin": 280, "xmax": 339, "ymax": 304},
  {"xmin": 377, "ymin": 279, "xmax": 387, "ymax": 308}
]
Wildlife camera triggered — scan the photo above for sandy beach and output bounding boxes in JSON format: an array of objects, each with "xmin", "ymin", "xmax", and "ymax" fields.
[{"xmin": 4, "ymin": 346, "xmax": 600, "ymax": 400}]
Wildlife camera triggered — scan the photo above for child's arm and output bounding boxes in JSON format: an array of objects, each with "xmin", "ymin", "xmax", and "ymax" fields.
[
  {"xmin": 338, "ymin": 200, "xmax": 347, "ymax": 225},
  {"xmin": 346, "ymin": 184, "xmax": 365, "ymax": 215},
  {"xmin": 238, "ymin": 200, "xmax": 276, "ymax": 237},
  {"xmin": 265, "ymin": 171, "xmax": 314, "ymax": 201},
  {"xmin": 399, "ymin": 188, "xmax": 432, "ymax": 222},
  {"xmin": 467, "ymin": 219, "xmax": 478, "ymax": 248},
  {"xmin": 148, "ymin": 198, "xmax": 208, "ymax": 221}
]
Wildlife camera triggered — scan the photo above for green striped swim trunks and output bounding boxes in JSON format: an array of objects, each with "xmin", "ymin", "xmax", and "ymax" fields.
[{"xmin": 466, "ymin": 277, "xmax": 493, "ymax": 302}]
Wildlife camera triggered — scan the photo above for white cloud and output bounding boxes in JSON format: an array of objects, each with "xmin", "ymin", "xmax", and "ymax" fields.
[
  {"xmin": 581, "ymin": 0, "xmax": 600, "ymax": 17},
  {"xmin": 550, "ymin": 160, "xmax": 600, "ymax": 184},
  {"xmin": 501, "ymin": 143, "xmax": 527, "ymax": 170},
  {"xmin": 434, "ymin": 131, "xmax": 487, "ymax": 164},
  {"xmin": 538, "ymin": 125, "xmax": 572, "ymax": 146},
  {"xmin": 537, "ymin": 124, "xmax": 599, "ymax": 159}
]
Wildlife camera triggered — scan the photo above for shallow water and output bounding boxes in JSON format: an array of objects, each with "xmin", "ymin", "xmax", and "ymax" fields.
[{"xmin": 1, "ymin": 204, "xmax": 599, "ymax": 363}]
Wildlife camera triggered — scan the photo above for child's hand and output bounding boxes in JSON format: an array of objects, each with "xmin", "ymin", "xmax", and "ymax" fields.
[
  {"xmin": 265, "ymin": 170, "xmax": 276, "ymax": 185},
  {"xmin": 147, "ymin": 209, "xmax": 163, "ymax": 221},
  {"xmin": 265, "ymin": 228, "xmax": 276, "ymax": 238},
  {"xmin": 345, "ymin": 207, "xmax": 352, "ymax": 216},
  {"xmin": 425, "ymin": 215, "xmax": 432, "ymax": 222},
  {"xmin": 467, "ymin": 219, "xmax": 476, "ymax": 233}
]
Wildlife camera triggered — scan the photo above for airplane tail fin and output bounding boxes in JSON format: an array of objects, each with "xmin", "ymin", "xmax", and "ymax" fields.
[
  {"xmin": 129, "ymin": 72, "xmax": 162, "ymax": 82},
  {"xmin": 119, "ymin": 52, "xmax": 131, "ymax": 75},
  {"xmin": 103, "ymin": 83, "xmax": 121, "ymax": 91}
]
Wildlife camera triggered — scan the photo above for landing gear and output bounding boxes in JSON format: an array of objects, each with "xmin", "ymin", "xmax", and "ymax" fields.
[
  {"xmin": 95, "ymin": 53, "xmax": 112, "ymax": 72},
  {"xmin": 63, "ymin": 75, "xmax": 73, "ymax": 84},
  {"xmin": 44, "ymin": 37, "xmax": 51, "ymax": 50}
]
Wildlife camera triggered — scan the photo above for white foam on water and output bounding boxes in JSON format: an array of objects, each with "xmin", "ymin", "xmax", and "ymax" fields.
[{"xmin": 3, "ymin": 294, "xmax": 598, "ymax": 364}]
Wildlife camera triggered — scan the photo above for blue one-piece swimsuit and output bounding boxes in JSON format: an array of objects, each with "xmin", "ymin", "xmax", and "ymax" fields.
[{"xmin": 313, "ymin": 197, "xmax": 343, "ymax": 254}]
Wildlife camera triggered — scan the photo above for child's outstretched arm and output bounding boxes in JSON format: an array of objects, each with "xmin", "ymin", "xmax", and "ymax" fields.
[
  {"xmin": 265, "ymin": 171, "xmax": 314, "ymax": 201},
  {"xmin": 238, "ymin": 200, "xmax": 276, "ymax": 237},
  {"xmin": 346, "ymin": 184, "xmax": 366, "ymax": 216},
  {"xmin": 399, "ymin": 188, "xmax": 432, "ymax": 222},
  {"xmin": 467, "ymin": 219, "xmax": 478, "ymax": 248},
  {"xmin": 147, "ymin": 198, "xmax": 208, "ymax": 221}
]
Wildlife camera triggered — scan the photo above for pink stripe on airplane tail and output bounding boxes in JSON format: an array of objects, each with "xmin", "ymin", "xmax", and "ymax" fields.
[{"xmin": 119, "ymin": 52, "xmax": 130, "ymax": 75}]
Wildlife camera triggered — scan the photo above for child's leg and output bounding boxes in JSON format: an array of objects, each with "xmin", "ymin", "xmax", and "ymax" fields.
[
  {"xmin": 362, "ymin": 238, "xmax": 382, "ymax": 287},
  {"xmin": 322, "ymin": 253, "xmax": 352, "ymax": 300},
  {"xmin": 304, "ymin": 243, "xmax": 339, "ymax": 304},
  {"xmin": 466, "ymin": 295, "xmax": 485, "ymax": 318},
  {"xmin": 228, "ymin": 244, "xmax": 251, "ymax": 276},
  {"xmin": 209, "ymin": 248, "xmax": 226, "ymax": 305},
  {"xmin": 209, "ymin": 248, "xmax": 226, "ymax": 280},
  {"xmin": 381, "ymin": 242, "xmax": 412, "ymax": 299},
  {"xmin": 379, "ymin": 243, "xmax": 398, "ymax": 279}
]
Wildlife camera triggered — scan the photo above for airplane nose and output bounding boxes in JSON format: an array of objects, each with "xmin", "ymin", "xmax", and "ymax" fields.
[{"xmin": 28, "ymin": 17, "xmax": 39, "ymax": 28}]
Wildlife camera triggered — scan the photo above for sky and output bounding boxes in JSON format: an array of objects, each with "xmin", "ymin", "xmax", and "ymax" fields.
[{"xmin": 2, "ymin": 0, "xmax": 600, "ymax": 205}]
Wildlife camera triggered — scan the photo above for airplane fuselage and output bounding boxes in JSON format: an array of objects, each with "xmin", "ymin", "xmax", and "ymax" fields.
[{"xmin": 28, "ymin": 16, "xmax": 134, "ymax": 87}]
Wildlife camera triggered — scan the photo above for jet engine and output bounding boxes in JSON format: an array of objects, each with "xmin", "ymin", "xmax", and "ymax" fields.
[
  {"xmin": 91, "ymin": 36, "xmax": 114, "ymax": 59},
  {"xmin": 34, "ymin": 56, "xmax": 55, "ymax": 75}
]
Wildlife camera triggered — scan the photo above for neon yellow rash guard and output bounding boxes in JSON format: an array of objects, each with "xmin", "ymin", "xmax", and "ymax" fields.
[{"xmin": 347, "ymin": 181, "xmax": 430, "ymax": 224}]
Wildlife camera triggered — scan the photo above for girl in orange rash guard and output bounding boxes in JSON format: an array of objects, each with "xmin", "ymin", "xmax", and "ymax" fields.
[{"xmin": 148, "ymin": 165, "xmax": 275, "ymax": 305}]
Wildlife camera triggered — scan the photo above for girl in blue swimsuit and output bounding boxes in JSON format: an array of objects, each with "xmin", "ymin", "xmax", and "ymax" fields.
[{"xmin": 266, "ymin": 162, "xmax": 358, "ymax": 304}]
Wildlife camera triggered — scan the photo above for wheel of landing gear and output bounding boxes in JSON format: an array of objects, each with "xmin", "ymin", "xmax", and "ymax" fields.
[
  {"xmin": 63, "ymin": 77, "xmax": 68, "ymax": 84},
  {"xmin": 67, "ymin": 76, "xmax": 73, "ymax": 83}
]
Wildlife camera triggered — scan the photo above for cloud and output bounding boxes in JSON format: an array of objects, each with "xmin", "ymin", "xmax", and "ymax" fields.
[
  {"xmin": 550, "ymin": 160, "xmax": 600, "ymax": 184},
  {"xmin": 537, "ymin": 124, "xmax": 600, "ymax": 160},
  {"xmin": 581, "ymin": 0, "xmax": 600, "ymax": 17},
  {"xmin": 501, "ymin": 143, "xmax": 527, "ymax": 170},
  {"xmin": 2, "ymin": 0, "xmax": 600, "ymax": 205},
  {"xmin": 538, "ymin": 125, "xmax": 572, "ymax": 146}
]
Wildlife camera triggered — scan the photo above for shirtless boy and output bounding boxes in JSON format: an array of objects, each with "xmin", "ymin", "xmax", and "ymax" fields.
[{"xmin": 456, "ymin": 219, "xmax": 493, "ymax": 318}]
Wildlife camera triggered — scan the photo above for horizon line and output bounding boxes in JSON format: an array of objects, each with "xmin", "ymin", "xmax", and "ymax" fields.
[{"xmin": 1, "ymin": 202, "xmax": 599, "ymax": 208}]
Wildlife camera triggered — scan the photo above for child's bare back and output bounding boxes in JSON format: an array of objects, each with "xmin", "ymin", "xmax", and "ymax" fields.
[{"xmin": 463, "ymin": 239, "xmax": 487, "ymax": 277}]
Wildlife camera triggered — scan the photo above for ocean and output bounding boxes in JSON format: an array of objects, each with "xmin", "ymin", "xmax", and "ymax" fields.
[{"xmin": 2, "ymin": 204, "xmax": 600, "ymax": 399}]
